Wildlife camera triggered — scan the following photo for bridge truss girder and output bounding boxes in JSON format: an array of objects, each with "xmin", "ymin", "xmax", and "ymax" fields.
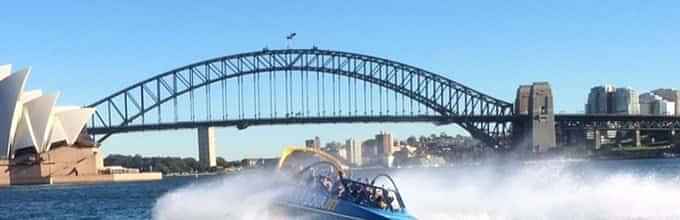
[{"xmin": 87, "ymin": 48, "xmax": 514, "ymax": 147}]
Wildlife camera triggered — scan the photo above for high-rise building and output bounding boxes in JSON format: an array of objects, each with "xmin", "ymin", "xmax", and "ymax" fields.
[
  {"xmin": 586, "ymin": 85, "xmax": 615, "ymax": 114},
  {"xmin": 612, "ymin": 87, "xmax": 640, "ymax": 115},
  {"xmin": 640, "ymin": 93, "xmax": 656, "ymax": 115},
  {"xmin": 346, "ymin": 138, "xmax": 362, "ymax": 166},
  {"xmin": 305, "ymin": 136, "xmax": 321, "ymax": 150},
  {"xmin": 586, "ymin": 85, "xmax": 641, "ymax": 115},
  {"xmin": 337, "ymin": 147, "xmax": 347, "ymax": 160},
  {"xmin": 652, "ymin": 89, "xmax": 680, "ymax": 115},
  {"xmin": 640, "ymin": 93, "xmax": 676, "ymax": 115},
  {"xmin": 375, "ymin": 131, "xmax": 393, "ymax": 167},
  {"xmin": 361, "ymin": 141, "xmax": 377, "ymax": 165}
]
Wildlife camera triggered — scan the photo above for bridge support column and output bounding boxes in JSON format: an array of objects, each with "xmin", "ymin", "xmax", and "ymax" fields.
[
  {"xmin": 513, "ymin": 82, "xmax": 556, "ymax": 153},
  {"xmin": 672, "ymin": 130, "xmax": 679, "ymax": 148},
  {"xmin": 594, "ymin": 130, "xmax": 601, "ymax": 150},
  {"xmin": 614, "ymin": 130, "xmax": 622, "ymax": 147},
  {"xmin": 569, "ymin": 129, "xmax": 587, "ymax": 147},
  {"xmin": 198, "ymin": 127, "xmax": 217, "ymax": 168},
  {"xmin": 634, "ymin": 129, "xmax": 641, "ymax": 147}
]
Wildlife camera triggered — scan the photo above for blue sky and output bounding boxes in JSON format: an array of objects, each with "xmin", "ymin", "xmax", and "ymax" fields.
[{"xmin": 2, "ymin": 1, "xmax": 679, "ymax": 160}]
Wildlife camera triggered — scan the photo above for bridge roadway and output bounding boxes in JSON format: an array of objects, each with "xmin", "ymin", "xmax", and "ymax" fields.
[
  {"xmin": 87, "ymin": 115, "xmax": 513, "ymax": 134},
  {"xmin": 87, "ymin": 114, "xmax": 680, "ymax": 135}
]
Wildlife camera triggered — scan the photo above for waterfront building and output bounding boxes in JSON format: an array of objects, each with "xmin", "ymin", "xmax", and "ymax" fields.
[
  {"xmin": 0, "ymin": 65, "xmax": 95, "ymax": 160},
  {"xmin": 640, "ymin": 92, "xmax": 676, "ymax": 115},
  {"xmin": 652, "ymin": 88, "xmax": 680, "ymax": 115},
  {"xmin": 586, "ymin": 85, "xmax": 641, "ymax": 115},
  {"xmin": 345, "ymin": 138, "xmax": 362, "ymax": 166},
  {"xmin": 376, "ymin": 131, "xmax": 393, "ymax": 167},
  {"xmin": 337, "ymin": 147, "xmax": 347, "ymax": 160},
  {"xmin": 241, "ymin": 157, "xmax": 280, "ymax": 169},
  {"xmin": 304, "ymin": 136, "xmax": 321, "ymax": 151},
  {"xmin": 612, "ymin": 87, "xmax": 640, "ymax": 115},
  {"xmin": 586, "ymin": 85, "xmax": 615, "ymax": 114},
  {"xmin": 0, "ymin": 64, "xmax": 161, "ymax": 186},
  {"xmin": 361, "ymin": 141, "xmax": 378, "ymax": 166},
  {"xmin": 322, "ymin": 142, "xmax": 345, "ymax": 160}
]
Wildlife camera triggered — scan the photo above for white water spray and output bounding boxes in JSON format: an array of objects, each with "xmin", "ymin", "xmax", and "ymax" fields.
[
  {"xmin": 153, "ymin": 161, "xmax": 680, "ymax": 220},
  {"xmin": 152, "ymin": 171, "xmax": 288, "ymax": 220},
  {"xmin": 394, "ymin": 162, "xmax": 680, "ymax": 220}
]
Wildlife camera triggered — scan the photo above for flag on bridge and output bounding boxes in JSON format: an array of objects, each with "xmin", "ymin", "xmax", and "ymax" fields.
[{"xmin": 286, "ymin": 33, "xmax": 297, "ymax": 40}]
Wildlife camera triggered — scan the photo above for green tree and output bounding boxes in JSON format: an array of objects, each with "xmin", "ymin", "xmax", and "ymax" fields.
[
  {"xmin": 216, "ymin": 157, "xmax": 227, "ymax": 167},
  {"xmin": 406, "ymin": 136, "xmax": 418, "ymax": 146}
]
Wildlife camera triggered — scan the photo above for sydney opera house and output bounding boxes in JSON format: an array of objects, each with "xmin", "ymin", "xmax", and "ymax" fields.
[{"xmin": 0, "ymin": 64, "xmax": 160, "ymax": 186}]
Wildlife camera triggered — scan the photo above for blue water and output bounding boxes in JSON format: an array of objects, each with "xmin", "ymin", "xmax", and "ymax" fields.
[
  {"xmin": 3, "ymin": 159, "xmax": 680, "ymax": 220},
  {"xmin": 0, "ymin": 176, "xmax": 215, "ymax": 220}
]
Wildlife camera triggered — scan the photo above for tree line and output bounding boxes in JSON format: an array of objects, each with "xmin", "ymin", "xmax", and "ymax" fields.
[{"xmin": 104, "ymin": 154, "xmax": 239, "ymax": 174}]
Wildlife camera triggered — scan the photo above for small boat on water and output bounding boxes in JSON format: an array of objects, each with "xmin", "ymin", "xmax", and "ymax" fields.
[{"xmin": 270, "ymin": 148, "xmax": 417, "ymax": 220}]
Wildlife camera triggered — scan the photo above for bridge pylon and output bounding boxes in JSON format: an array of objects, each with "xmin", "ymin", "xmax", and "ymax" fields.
[
  {"xmin": 513, "ymin": 82, "xmax": 556, "ymax": 153},
  {"xmin": 198, "ymin": 126, "xmax": 217, "ymax": 168}
]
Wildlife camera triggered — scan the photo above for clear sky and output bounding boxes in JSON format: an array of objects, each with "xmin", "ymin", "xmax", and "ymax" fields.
[{"xmin": 2, "ymin": 1, "xmax": 679, "ymax": 160}]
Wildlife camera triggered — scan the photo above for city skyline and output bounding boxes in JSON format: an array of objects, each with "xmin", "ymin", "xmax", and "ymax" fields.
[
  {"xmin": 585, "ymin": 85, "xmax": 679, "ymax": 115},
  {"xmin": 3, "ymin": 1, "xmax": 680, "ymax": 159}
]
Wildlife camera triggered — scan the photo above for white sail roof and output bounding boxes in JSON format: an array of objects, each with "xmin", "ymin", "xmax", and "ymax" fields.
[
  {"xmin": 48, "ymin": 107, "xmax": 78, "ymax": 147},
  {"xmin": 0, "ymin": 64, "xmax": 11, "ymax": 80},
  {"xmin": 12, "ymin": 109, "xmax": 38, "ymax": 153},
  {"xmin": 23, "ymin": 93, "xmax": 59, "ymax": 152},
  {"xmin": 0, "ymin": 68, "xmax": 30, "ymax": 158},
  {"xmin": 49, "ymin": 117, "xmax": 68, "ymax": 145},
  {"xmin": 21, "ymin": 90, "xmax": 43, "ymax": 103},
  {"xmin": 49, "ymin": 107, "xmax": 95, "ymax": 149},
  {"xmin": 0, "ymin": 65, "xmax": 95, "ymax": 157},
  {"xmin": 10, "ymin": 90, "xmax": 46, "ymax": 153}
]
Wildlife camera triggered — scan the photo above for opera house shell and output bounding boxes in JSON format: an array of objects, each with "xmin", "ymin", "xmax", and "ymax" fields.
[
  {"xmin": 0, "ymin": 64, "xmax": 95, "ymax": 159},
  {"xmin": 0, "ymin": 64, "xmax": 160, "ymax": 185}
]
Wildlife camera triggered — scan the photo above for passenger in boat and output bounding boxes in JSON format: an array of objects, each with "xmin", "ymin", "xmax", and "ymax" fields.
[
  {"xmin": 376, "ymin": 195, "xmax": 387, "ymax": 209},
  {"xmin": 385, "ymin": 194, "xmax": 395, "ymax": 211},
  {"xmin": 321, "ymin": 176, "xmax": 333, "ymax": 192},
  {"xmin": 335, "ymin": 182, "xmax": 346, "ymax": 197},
  {"xmin": 347, "ymin": 182, "xmax": 360, "ymax": 201},
  {"xmin": 337, "ymin": 170, "xmax": 345, "ymax": 180},
  {"xmin": 360, "ymin": 186, "xmax": 372, "ymax": 204},
  {"xmin": 354, "ymin": 184, "xmax": 366, "ymax": 203}
]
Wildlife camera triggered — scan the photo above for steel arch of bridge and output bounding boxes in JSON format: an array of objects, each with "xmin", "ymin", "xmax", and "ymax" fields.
[{"xmin": 87, "ymin": 48, "xmax": 514, "ymax": 146}]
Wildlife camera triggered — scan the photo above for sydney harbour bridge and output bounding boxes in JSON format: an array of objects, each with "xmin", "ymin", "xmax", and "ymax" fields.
[{"xmin": 85, "ymin": 48, "xmax": 680, "ymax": 160}]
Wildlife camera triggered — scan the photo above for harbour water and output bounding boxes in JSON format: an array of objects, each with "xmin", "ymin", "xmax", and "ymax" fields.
[{"xmin": 3, "ymin": 159, "xmax": 680, "ymax": 219}]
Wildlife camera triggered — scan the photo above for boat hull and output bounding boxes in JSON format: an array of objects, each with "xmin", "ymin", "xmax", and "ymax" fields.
[{"xmin": 271, "ymin": 185, "xmax": 416, "ymax": 220}]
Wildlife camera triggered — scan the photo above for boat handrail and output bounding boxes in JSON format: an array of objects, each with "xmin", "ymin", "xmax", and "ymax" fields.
[
  {"xmin": 370, "ymin": 174, "xmax": 401, "ymax": 193},
  {"xmin": 370, "ymin": 174, "xmax": 406, "ymax": 209}
]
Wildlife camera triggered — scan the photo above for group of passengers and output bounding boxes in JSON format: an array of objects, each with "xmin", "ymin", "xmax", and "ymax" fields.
[
  {"xmin": 305, "ymin": 170, "xmax": 397, "ymax": 211},
  {"xmin": 341, "ymin": 180, "xmax": 395, "ymax": 210}
]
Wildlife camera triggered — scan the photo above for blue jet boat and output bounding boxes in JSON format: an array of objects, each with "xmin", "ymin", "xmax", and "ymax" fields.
[{"xmin": 271, "ymin": 148, "xmax": 417, "ymax": 220}]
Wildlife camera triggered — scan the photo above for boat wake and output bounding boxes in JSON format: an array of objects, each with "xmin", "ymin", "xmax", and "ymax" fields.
[
  {"xmin": 153, "ymin": 161, "xmax": 680, "ymax": 220},
  {"xmin": 394, "ymin": 162, "xmax": 680, "ymax": 220},
  {"xmin": 152, "ymin": 171, "xmax": 290, "ymax": 220}
]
